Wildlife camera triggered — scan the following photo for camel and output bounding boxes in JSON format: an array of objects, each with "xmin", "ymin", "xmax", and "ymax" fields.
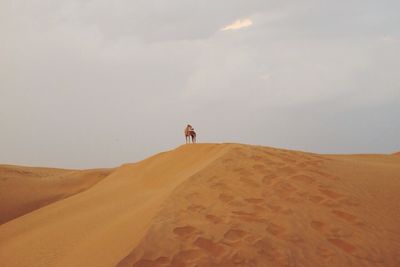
[{"xmin": 184, "ymin": 125, "xmax": 196, "ymax": 144}]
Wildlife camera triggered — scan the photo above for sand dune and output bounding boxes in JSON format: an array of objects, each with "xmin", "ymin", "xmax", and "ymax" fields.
[
  {"xmin": 0, "ymin": 165, "xmax": 113, "ymax": 224},
  {"xmin": 1, "ymin": 144, "xmax": 400, "ymax": 267}
]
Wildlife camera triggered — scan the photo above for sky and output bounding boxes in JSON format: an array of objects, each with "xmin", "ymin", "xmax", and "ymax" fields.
[{"xmin": 1, "ymin": 0, "xmax": 400, "ymax": 168}]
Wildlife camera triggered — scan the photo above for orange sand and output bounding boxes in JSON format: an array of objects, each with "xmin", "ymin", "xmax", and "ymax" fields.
[
  {"xmin": 1, "ymin": 144, "xmax": 399, "ymax": 267},
  {"xmin": 0, "ymin": 165, "xmax": 113, "ymax": 224}
]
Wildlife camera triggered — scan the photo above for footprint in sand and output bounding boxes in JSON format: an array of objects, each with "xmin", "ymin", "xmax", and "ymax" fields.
[
  {"xmin": 223, "ymin": 229, "xmax": 247, "ymax": 242},
  {"xmin": 170, "ymin": 249, "xmax": 203, "ymax": 266},
  {"xmin": 330, "ymin": 227, "xmax": 353, "ymax": 238},
  {"xmin": 273, "ymin": 181, "xmax": 298, "ymax": 199},
  {"xmin": 285, "ymin": 196, "xmax": 304, "ymax": 204},
  {"xmin": 231, "ymin": 210, "xmax": 268, "ymax": 223},
  {"xmin": 184, "ymin": 192, "xmax": 201, "ymax": 201},
  {"xmin": 276, "ymin": 154, "xmax": 298, "ymax": 163},
  {"xmin": 193, "ymin": 237, "xmax": 225, "ymax": 257},
  {"xmin": 328, "ymin": 238, "xmax": 357, "ymax": 253},
  {"xmin": 251, "ymin": 155, "xmax": 263, "ymax": 161},
  {"xmin": 228, "ymin": 200, "xmax": 247, "ymax": 207},
  {"xmin": 252, "ymin": 164, "xmax": 267, "ymax": 172},
  {"xmin": 305, "ymin": 160, "xmax": 324, "ymax": 167},
  {"xmin": 284, "ymin": 234, "xmax": 304, "ymax": 244},
  {"xmin": 262, "ymin": 158, "xmax": 279, "ymax": 165},
  {"xmin": 205, "ymin": 214, "xmax": 223, "ymax": 224},
  {"xmin": 206, "ymin": 175, "xmax": 218, "ymax": 182},
  {"xmin": 296, "ymin": 191, "xmax": 309, "ymax": 198},
  {"xmin": 310, "ymin": 220, "xmax": 325, "ymax": 232},
  {"xmin": 262, "ymin": 174, "xmax": 277, "ymax": 185},
  {"xmin": 222, "ymin": 158, "xmax": 234, "ymax": 164},
  {"xmin": 219, "ymin": 193, "xmax": 234, "ymax": 202},
  {"xmin": 244, "ymin": 198, "xmax": 264, "ymax": 204},
  {"xmin": 233, "ymin": 168, "xmax": 253, "ymax": 176},
  {"xmin": 291, "ymin": 174, "xmax": 315, "ymax": 184},
  {"xmin": 232, "ymin": 210, "xmax": 257, "ymax": 216},
  {"xmin": 252, "ymin": 204, "xmax": 267, "ymax": 213},
  {"xmin": 187, "ymin": 204, "xmax": 206, "ymax": 213},
  {"xmin": 266, "ymin": 222, "xmax": 286, "ymax": 236},
  {"xmin": 308, "ymin": 195, "xmax": 325, "ymax": 203},
  {"xmin": 322, "ymin": 199, "xmax": 342, "ymax": 208},
  {"xmin": 310, "ymin": 170, "xmax": 339, "ymax": 180},
  {"xmin": 332, "ymin": 210, "xmax": 362, "ymax": 225},
  {"xmin": 296, "ymin": 161, "xmax": 310, "ymax": 168},
  {"xmin": 173, "ymin": 225, "xmax": 197, "ymax": 238},
  {"xmin": 254, "ymin": 238, "xmax": 287, "ymax": 264},
  {"xmin": 133, "ymin": 257, "xmax": 169, "ymax": 267},
  {"xmin": 316, "ymin": 245, "xmax": 334, "ymax": 259},
  {"xmin": 239, "ymin": 177, "xmax": 260, "ymax": 187},
  {"xmin": 266, "ymin": 203, "xmax": 283, "ymax": 213},
  {"xmin": 340, "ymin": 197, "xmax": 361, "ymax": 207},
  {"xmin": 276, "ymin": 166, "xmax": 296, "ymax": 175},
  {"xmin": 319, "ymin": 188, "xmax": 344, "ymax": 199},
  {"xmin": 210, "ymin": 181, "xmax": 229, "ymax": 190}
]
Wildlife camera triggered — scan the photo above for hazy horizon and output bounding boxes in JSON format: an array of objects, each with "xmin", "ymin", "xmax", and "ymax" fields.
[{"xmin": 1, "ymin": 0, "xmax": 399, "ymax": 168}]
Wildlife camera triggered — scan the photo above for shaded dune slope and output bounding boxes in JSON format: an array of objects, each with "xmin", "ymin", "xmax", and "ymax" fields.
[
  {"xmin": 0, "ymin": 165, "xmax": 113, "ymax": 224},
  {"xmin": 1, "ymin": 144, "xmax": 400, "ymax": 267}
]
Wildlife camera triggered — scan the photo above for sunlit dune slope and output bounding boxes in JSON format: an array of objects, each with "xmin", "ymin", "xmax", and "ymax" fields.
[
  {"xmin": 1, "ymin": 144, "xmax": 400, "ymax": 267},
  {"xmin": 0, "ymin": 144, "xmax": 230, "ymax": 267},
  {"xmin": 0, "ymin": 165, "xmax": 113, "ymax": 224}
]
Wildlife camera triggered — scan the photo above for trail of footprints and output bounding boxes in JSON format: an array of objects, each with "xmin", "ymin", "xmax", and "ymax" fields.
[{"xmin": 131, "ymin": 148, "xmax": 373, "ymax": 267}]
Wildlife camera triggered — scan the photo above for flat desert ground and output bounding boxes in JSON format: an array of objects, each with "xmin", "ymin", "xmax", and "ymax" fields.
[{"xmin": 1, "ymin": 144, "xmax": 399, "ymax": 267}]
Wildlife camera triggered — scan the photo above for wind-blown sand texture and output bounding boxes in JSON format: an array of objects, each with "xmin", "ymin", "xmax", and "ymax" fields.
[{"xmin": 1, "ymin": 144, "xmax": 399, "ymax": 267}]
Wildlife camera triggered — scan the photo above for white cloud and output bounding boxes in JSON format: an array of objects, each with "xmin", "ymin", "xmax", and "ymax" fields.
[{"xmin": 221, "ymin": 18, "xmax": 253, "ymax": 31}]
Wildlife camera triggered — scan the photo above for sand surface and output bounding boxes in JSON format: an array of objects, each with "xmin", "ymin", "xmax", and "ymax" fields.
[
  {"xmin": 0, "ymin": 165, "xmax": 113, "ymax": 224},
  {"xmin": 1, "ymin": 144, "xmax": 399, "ymax": 267}
]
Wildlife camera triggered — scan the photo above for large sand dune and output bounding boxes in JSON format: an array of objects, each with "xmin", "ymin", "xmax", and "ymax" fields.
[{"xmin": 1, "ymin": 144, "xmax": 399, "ymax": 267}]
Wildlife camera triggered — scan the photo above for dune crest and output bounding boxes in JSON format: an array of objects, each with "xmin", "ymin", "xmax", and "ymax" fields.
[{"xmin": 1, "ymin": 144, "xmax": 400, "ymax": 267}]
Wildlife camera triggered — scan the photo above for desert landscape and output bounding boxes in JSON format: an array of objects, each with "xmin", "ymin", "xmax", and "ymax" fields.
[
  {"xmin": 1, "ymin": 143, "xmax": 399, "ymax": 267},
  {"xmin": 3, "ymin": 0, "xmax": 399, "ymax": 266}
]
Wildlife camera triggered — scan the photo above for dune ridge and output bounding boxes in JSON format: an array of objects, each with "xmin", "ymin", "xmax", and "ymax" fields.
[{"xmin": 1, "ymin": 144, "xmax": 400, "ymax": 267}]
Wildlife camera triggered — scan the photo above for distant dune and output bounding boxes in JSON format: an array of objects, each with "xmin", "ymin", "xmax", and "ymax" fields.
[
  {"xmin": 1, "ymin": 144, "xmax": 399, "ymax": 267},
  {"xmin": 0, "ymin": 165, "xmax": 113, "ymax": 224},
  {"xmin": 393, "ymin": 152, "xmax": 400, "ymax": 156}
]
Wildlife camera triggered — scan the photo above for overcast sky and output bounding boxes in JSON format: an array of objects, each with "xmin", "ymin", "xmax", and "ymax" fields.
[{"xmin": 1, "ymin": 0, "xmax": 400, "ymax": 168}]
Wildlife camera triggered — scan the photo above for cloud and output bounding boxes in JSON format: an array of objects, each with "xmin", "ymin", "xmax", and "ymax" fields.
[
  {"xmin": 1, "ymin": 0, "xmax": 400, "ymax": 168},
  {"xmin": 220, "ymin": 18, "xmax": 253, "ymax": 31}
]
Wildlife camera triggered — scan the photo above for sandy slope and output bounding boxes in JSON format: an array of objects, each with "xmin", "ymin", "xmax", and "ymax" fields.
[
  {"xmin": 0, "ymin": 165, "xmax": 113, "ymax": 224},
  {"xmin": 1, "ymin": 144, "xmax": 400, "ymax": 267}
]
